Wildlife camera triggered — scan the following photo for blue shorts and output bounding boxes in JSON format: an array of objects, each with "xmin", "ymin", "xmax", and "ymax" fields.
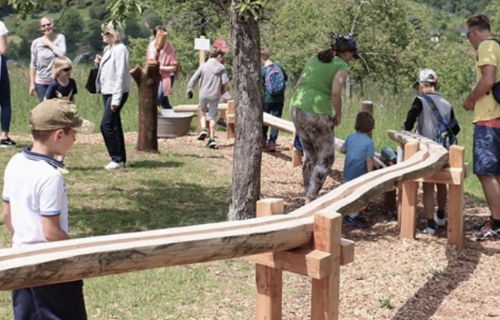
[
  {"xmin": 473, "ymin": 124, "xmax": 500, "ymax": 176},
  {"xmin": 12, "ymin": 280, "xmax": 87, "ymax": 320}
]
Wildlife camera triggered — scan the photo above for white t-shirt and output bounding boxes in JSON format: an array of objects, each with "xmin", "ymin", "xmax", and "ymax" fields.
[
  {"xmin": 2, "ymin": 148, "xmax": 69, "ymax": 248},
  {"xmin": 0, "ymin": 20, "xmax": 8, "ymax": 80}
]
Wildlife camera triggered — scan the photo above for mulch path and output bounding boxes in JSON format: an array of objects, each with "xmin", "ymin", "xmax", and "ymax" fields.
[{"xmin": 14, "ymin": 132, "xmax": 500, "ymax": 319}]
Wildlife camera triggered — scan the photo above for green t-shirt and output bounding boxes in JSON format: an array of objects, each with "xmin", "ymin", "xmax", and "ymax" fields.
[{"xmin": 290, "ymin": 56, "xmax": 349, "ymax": 116}]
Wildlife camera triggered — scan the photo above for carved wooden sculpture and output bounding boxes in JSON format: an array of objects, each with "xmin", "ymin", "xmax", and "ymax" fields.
[{"xmin": 130, "ymin": 31, "xmax": 167, "ymax": 152}]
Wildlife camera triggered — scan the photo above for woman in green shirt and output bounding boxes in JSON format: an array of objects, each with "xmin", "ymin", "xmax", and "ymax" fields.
[{"xmin": 291, "ymin": 34, "xmax": 358, "ymax": 203}]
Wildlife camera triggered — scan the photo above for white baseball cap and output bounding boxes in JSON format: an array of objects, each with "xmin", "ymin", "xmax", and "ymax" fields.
[{"xmin": 415, "ymin": 68, "xmax": 437, "ymax": 85}]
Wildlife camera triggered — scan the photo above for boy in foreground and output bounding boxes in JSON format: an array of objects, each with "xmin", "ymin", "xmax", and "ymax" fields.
[{"xmin": 3, "ymin": 99, "xmax": 94, "ymax": 320}]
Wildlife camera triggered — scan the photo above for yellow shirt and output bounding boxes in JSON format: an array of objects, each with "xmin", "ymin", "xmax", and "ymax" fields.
[{"xmin": 474, "ymin": 40, "xmax": 500, "ymax": 122}]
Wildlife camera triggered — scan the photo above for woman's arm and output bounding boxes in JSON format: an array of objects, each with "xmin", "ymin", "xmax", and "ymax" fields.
[
  {"xmin": 0, "ymin": 34, "xmax": 8, "ymax": 56},
  {"xmin": 41, "ymin": 34, "xmax": 66, "ymax": 57},
  {"xmin": 111, "ymin": 45, "xmax": 129, "ymax": 108},
  {"xmin": 331, "ymin": 69, "xmax": 349, "ymax": 126}
]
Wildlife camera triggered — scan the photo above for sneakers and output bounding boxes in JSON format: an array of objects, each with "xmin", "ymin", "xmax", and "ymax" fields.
[
  {"xmin": 0, "ymin": 138, "xmax": 16, "ymax": 148},
  {"xmin": 104, "ymin": 161, "xmax": 125, "ymax": 170},
  {"xmin": 267, "ymin": 142, "xmax": 277, "ymax": 152},
  {"xmin": 206, "ymin": 139, "xmax": 217, "ymax": 149},
  {"xmin": 434, "ymin": 211, "xmax": 446, "ymax": 227},
  {"xmin": 474, "ymin": 218, "xmax": 500, "ymax": 240},
  {"xmin": 216, "ymin": 119, "xmax": 227, "ymax": 128},
  {"xmin": 424, "ymin": 220, "xmax": 436, "ymax": 235},
  {"xmin": 198, "ymin": 130, "xmax": 208, "ymax": 141},
  {"xmin": 344, "ymin": 215, "xmax": 369, "ymax": 228}
]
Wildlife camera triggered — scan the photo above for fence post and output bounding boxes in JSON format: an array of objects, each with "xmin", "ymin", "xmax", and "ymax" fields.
[
  {"xmin": 255, "ymin": 199, "xmax": 284, "ymax": 320},
  {"xmin": 227, "ymin": 100, "xmax": 236, "ymax": 139},
  {"xmin": 311, "ymin": 211, "xmax": 342, "ymax": 320},
  {"xmin": 447, "ymin": 145, "xmax": 465, "ymax": 247},
  {"xmin": 400, "ymin": 141, "xmax": 419, "ymax": 239}
]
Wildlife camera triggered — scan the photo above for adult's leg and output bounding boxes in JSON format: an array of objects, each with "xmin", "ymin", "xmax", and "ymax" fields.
[
  {"xmin": 305, "ymin": 127, "xmax": 335, "ymax": 200},
  {"xmin": 0, "ymin": 58, "xmax": 11, "ymax": 138},
  {"xmin": 35, "ymin": 83, "xmax": 48, "ymax": 102},
  {"xmin": 157, "ymin": 83, "xmax": 165, "ymax": 107},
  {"xmin": 101, "ymin": 94, "xmax": 128, "ymax": 164},
  {"xmin": 477, "ymin": 175, "xmax": 500, "ymax": 220},
  {"xmin": 268, "ymin": 102, "xmax": 284, "ymax": 144}
]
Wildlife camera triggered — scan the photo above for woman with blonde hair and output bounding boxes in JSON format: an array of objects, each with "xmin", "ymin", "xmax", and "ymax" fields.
[
  {"xmin": 44, "ymin": 56, "xmax": 77, "ymax": 102},
  {"xmin": 29, "ymin": 16, "xmax": 67, "ymax": 101},
  {"xmin": 94, "ymin": 20, "xmax": 131, "ymax": 170}
]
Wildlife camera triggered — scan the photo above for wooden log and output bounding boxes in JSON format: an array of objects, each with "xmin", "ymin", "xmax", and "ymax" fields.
[
  {"xmin": 255, "ymin": 199, "xmax": 283, "ymax": 320},
  {"xmin": 131, "ymin": 63, "xmax": 161, "ymax": 152},
  {"xmin": 311, "ymin": 211, "xmax": 342, "ymax": 320},
  {"xmin": 173, "ymin": 104, "xmax": 229, "ymax": 113},
  {"xmin": 447, "ymin": 146, "xmax": 465, "ymax": 247},
  {"xmin": 400, "ymin": 141, "xmax": 420, "ymax": 240},
  {"xmin": 0, "ymin": 134, "xmax": 448, "ymax": 290}
]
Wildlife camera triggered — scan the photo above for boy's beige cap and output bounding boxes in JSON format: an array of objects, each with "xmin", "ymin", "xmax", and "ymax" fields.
[{"xmin": 29, "ymin": 99, "xmax": 95, "ymax": 134}]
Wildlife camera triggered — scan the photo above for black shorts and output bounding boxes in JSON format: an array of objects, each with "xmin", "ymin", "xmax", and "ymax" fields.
[{"xmin": 12, "ymin": 280, "xmax": 87, "ymax": 320}]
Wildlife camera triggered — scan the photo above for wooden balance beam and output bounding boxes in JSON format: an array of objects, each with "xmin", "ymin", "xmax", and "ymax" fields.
[{"xmin": 0, "ymin": 132, "xmax": 448, "ymax": 291}]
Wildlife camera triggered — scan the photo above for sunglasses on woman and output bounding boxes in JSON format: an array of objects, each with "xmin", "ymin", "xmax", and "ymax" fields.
[{"xmin": 62, "ymin": 67, "xmax": 72, "ymax": 72}]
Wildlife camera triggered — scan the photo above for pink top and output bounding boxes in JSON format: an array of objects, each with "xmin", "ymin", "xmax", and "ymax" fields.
[{"xmin": 146, "ymin": 41, "xmax": 178, "ymax": 96}]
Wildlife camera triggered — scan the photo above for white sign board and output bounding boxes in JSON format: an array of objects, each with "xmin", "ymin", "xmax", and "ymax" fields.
[{"xmin": 194, "ymin": 38, "xmax": 210, "ymax": 51}]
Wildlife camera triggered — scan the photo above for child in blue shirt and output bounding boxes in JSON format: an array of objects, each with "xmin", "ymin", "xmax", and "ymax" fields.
[
  {"xmin": 45, "ymin": 56, "xmax": 77, "ymax": 102},
  {"xmin": 341, "ymin": 111, "xmax": 375, "ymax": 228}
]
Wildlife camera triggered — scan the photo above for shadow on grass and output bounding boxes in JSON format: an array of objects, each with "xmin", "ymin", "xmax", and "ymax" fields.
[{"xmin": 70, "ymin": 179, "xmax": 230, "ymax": 237}]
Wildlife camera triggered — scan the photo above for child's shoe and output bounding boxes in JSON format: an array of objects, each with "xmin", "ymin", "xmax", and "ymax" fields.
[
  {"xmin": 434, "ymin": 210, "xmax": 446, "ymax": 227},
  {"xmin": 198, "ymin": 130, "xmax": 208, "ymax": 141},
  {"xmin": 206, "ymin": 139, "xmax": 217, "ymax": 149},
  {"xmin": 344, "ymin": 215, "xmax": 369, "ymax": 228}
]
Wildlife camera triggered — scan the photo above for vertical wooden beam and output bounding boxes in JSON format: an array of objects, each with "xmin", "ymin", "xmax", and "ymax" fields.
[
  {"xmin": 255, "ymin": 199, "xmax": 284, "ymax": 320},
  {"xmin": 361, "ymin": 101, "xmax": 373, "ymax": 114},
  {"xmin": 311, "ymin": 211, "xmax": 342, "ymax": 320},
  {"xmin": 447, "ymin": 145, "xmax": 465, "ymax": 247},
  {"xmin": 196, "ymin": 36, "xmax": 208, "ymax": 135},
  {"xmin": 400, "ymin": 141, "xmax": 419, "ymax": 240},
  {"xmin": 227, "ymin": 100, "xmax": 236, "ymax": 139}
]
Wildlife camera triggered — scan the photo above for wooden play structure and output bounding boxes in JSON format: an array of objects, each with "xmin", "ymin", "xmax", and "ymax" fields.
[{"xmin": 0, "ymin": 127, "xmax": 466, "ymax": 319}]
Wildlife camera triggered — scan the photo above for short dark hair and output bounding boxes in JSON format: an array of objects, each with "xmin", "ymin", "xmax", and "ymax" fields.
[
  {"xmin": 260, "ymin": 47, "xmax": 270, "ymax": 60},
  {"xmin": 153, "ymin": 25, "xmax": 166, "ymax": 37},
  {"xmin": 209, "ymin": 45, "xmax": 224, "ymax": 58},
  {"xmin": 355, "ymin": 111, "xmax": 375, "ymax": 133},
  {"xmin": 466, "ymin": 13, "xmax": 490, "ymax": 31},
  {"xmin": 31, "ymin": 127, "xmax": 72, "ymax": 142}
]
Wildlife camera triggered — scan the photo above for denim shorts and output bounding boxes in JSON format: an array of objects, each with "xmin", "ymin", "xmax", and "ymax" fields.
[
  {"xmin": 199, "ymin": 98, "xmax": 219, "ymax": 120},
  {"xmin": 473, "ymin": 124, "xmax": 500, "ymax": 175}
]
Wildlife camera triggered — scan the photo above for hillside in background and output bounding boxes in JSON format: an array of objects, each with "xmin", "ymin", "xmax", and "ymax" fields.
[{"xmin": 0, "ymin": 0, "xmax": 496, "ymax": 95}]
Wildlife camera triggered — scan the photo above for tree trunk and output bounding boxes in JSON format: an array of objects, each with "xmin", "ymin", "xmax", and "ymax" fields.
[
  {"xmin": 131, "ymin": 63, "xmax": 161, "ymax": 152},
  {"xmin": 228, "ymin": 5, "xmax": 263, "ymax": 220}
]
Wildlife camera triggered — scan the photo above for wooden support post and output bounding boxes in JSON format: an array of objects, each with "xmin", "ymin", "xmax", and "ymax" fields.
[
  {"xmin": 227, "ymin": 100, "xmax": 236, "ymax": 139},
  {"xmin": 292, "ymin": 134, "xmax": 303, "ymax": 168},
  {"xmin": 447, "ymin": 145, "xmax": 465, "ymax": 247},
  {"xmin": 361, "ymin": 100, "xmax": 373, "ymax": 114},
  {"xmin": 255, "ymin": 199, "xmax": 284, "ymax": 320},
  {"xmin": 311, "ymin": 211, "xmax": 342, "ymax": 320},
  {"xmin": 400, "ymin": 141, "xmax": 419, "ymax": 240}
]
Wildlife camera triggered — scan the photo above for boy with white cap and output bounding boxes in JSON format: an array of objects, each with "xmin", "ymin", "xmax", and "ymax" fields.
[
  {"xmin": 403, "ymin": 69, "xmax": 460, "ymax": 235},
  {"xmin": 3, "ymin": 99, "xmax": 94, "ymax": 319}
]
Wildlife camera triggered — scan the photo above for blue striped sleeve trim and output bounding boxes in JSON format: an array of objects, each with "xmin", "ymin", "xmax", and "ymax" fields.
[{"xmin": 41, "ymin": 211, "xmax": 62, "ymax": 217}]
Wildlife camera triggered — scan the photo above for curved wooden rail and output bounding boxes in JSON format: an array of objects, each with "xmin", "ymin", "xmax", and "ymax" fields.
[{"xmin": 0, "ymin": 131, "xmax": 448, "ymax": 290}]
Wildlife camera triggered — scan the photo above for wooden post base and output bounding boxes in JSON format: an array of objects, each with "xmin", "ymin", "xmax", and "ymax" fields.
[
  {"xmin": 399, "ymin": 143, "xmax": 466, "ymax": 247},
  {"xmin": 248, "ymin": 199, "xmax": 354, "ymax": 320}
]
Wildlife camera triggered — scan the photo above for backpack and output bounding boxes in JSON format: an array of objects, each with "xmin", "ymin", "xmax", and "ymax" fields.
[
  {"xmin": 264, "ymin": 64, "xmax": 285, "ymax": 96},
  {"xmin": 422, "ymin": 95, "xmax": 458, "ymax": 149}
]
